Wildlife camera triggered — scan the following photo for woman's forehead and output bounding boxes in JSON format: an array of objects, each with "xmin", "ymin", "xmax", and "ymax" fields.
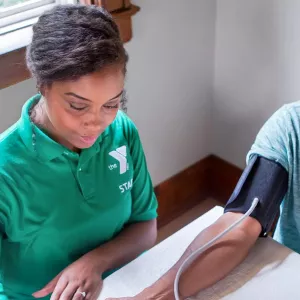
[{"xmin": 50, "ymin": 69, "xmax": 125, "ymax": 104}]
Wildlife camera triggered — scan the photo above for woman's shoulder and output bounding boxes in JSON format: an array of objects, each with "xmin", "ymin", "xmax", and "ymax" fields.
[
  {"xmin": 113, "ymin": 110, "xmax": 137, "ymax": 127},
  {"xmin": 108, "ymin": 110, "xmax": 139, "ymax": 140},
  {"xmin": 0, "ymin": 123, "xmax": 24, "ymax": 225},
  {"xmin": 0, "ymin": 121, "xmax": 23, "ymax": 162},
  {"xmin": 0, "ymin": 120, "xmax": 31, "ymax": 178},
  {"xmin": 0, "ymin": 121, "xmax": 19, "ymax": 143}
]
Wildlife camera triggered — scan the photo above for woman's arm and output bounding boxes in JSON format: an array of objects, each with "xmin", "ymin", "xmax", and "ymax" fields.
[
  {"xmin": 87, "ymin": 218, "xmax": 157, "ymax": 273},
  {"xmin": 33, "ymin": 219, "xmax": 157, "ymax": 300}
]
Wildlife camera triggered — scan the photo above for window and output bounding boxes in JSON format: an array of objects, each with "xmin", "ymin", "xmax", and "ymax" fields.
[
  {"xmin": 0, "ymin": 0, "xmax": 75, "ymax": 34},
  {"xmin": 0, "ymin": 1, "xmax": 139, "ymax": 89}
]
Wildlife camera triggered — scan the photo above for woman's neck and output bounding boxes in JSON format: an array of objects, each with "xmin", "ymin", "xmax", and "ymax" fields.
[
  {"xmin": 30, "ymin": 97, "xmax": 79, "ymax": 152},
  {"xmin": 30, "ymin": 97, "xmax": 45, "ymax": 126}
]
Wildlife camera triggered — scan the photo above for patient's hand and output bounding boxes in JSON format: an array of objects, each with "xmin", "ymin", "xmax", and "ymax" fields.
[
  {"xmin": 105, "ymin": 291, "xmax": 174, "ymax": 300},
  {"xmin": 105, "ymin": 277, "xmax": 175, "ymax": 300}
]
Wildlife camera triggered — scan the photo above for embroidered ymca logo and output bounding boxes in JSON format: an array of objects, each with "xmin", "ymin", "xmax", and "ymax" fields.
[{"xmin": 109, "ymin": 146, "xmax": 128, "ymax": 174}]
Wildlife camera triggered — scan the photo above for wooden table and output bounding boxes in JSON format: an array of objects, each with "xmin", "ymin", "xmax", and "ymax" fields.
[{"xmin": 100, "ymin": 206, "xmax": 300, "ymax": 299}]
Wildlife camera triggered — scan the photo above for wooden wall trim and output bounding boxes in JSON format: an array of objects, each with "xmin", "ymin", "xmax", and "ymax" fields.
[
  {"xmin": 155, "ymin": 157, "xmax": 211, "ymax": 228},
  {"xmin": 207, "ymin": 155, "xmax": 243, "ymax": 204},
  {"xmin": 155, "ymin": 155, "xmax": 243, "ymax": 228}
]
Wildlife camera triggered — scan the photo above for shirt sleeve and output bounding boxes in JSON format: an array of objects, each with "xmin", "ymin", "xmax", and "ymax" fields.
[
  {"xmin": 124, "ymin": 117, "xmax": 158, "ymax": 223},
  {"xmin": 0, "ymin": 235, "xmax": 8, "ymax": 300},
  {"xmin": 247, "ymin": 106, "xmax": 290, "ymax": 171},
  {"xmin": 0, "ymin": 185, "xmax": 9, "ymax": 300}
]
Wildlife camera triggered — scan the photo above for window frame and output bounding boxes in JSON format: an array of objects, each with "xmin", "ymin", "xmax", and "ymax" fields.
[
  {"xmin": 0, "ymin": 0, "xmax": 75, "ymax": 32},
  {"xmin": 0, "ymin": 3, "xmax": 139, "ymax": 90}
]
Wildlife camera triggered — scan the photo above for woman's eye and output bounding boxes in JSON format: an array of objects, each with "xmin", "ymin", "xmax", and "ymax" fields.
[
  {"xmin": 70, "ymin": 103, "xmax": 87, "ymax": 111},
  {"xmin": 103, "ymin": 104, "xmax": 119, "ymax": 109}
]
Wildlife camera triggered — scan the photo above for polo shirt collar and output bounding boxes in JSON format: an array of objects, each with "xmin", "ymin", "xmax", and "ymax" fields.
[{"xmin": 18, "ymin": 94, "xmax": 109, "ymax": 162}]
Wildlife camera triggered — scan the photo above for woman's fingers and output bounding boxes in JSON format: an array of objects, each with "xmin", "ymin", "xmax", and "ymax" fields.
[
  {"xmin": 59, "ymin": 283, "xmax": 78, "ymax": 300},
  {"xmin": 50, "ymin": 278, "xmax": 68, "ymax": 300},
  {"xmin": 33, "ymin": 273, "xmax": 61, "ymax": 298},
  {"xmin": 73, "ymin": 289, "xmax": 89, "ymax": 300},
  {"xmin": 88, "ymin": 284, "xmax": 102, "ymax": 300}
]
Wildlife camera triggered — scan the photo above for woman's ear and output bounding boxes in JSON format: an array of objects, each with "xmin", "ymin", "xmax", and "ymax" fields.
[
  {"xmin": 40, "ymin": 83, "xmax": 52, "ymax": 97},
  {"xmin": 39, "ymin": 85, "xmax": 46, "ymax": 96}
]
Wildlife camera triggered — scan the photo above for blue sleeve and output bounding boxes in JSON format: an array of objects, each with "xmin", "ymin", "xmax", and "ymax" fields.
[
  {"xmin": 247, "ymin": 106, "xmax": 290, "ymax": 171},
  {"xmin": 0, "ymin": 189, "xmax": 8, "ymax": 300}
]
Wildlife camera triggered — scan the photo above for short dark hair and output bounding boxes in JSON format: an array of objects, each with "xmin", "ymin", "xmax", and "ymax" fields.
[{"xmin": 26, "ymin": 5, "xmax": 128, "ymax": 89}]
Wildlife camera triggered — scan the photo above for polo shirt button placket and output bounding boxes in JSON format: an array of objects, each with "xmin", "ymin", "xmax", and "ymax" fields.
[
  {"xmin": 77, "ymin": 167, "xmax": 84, "ymax": 197},
  {"xmin": 78, "ymin": 167, "xmax": 88, "ymax": 199},
  {"xmin": 77, "ymin": 166, "xmax": 94, "ymax": 200}
]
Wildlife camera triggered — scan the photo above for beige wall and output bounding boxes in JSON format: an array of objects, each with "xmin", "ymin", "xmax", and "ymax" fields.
[{"xmin": 213, "ymin": 0, "xmax": 300, "ymax": 168}]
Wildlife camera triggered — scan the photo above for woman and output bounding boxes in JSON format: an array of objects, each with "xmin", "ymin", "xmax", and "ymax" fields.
[{"xmin": 0, "ymin": 5, "xmax": 158, "ymax": 300}]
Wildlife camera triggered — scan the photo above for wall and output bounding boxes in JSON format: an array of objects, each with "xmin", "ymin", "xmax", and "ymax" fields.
[
  {"xmin": 126, "ymin": 0, "xmax": 216, "ymax": 184},
  {"xmin": 0, "ymin": 0, "xmax": 216, "ymax": 185},
  {"xmin": 0, "ymin": 80, "xmax": 36, "ymax": 133},
  {"xmin": 213, "ymin": 0, "xmax": 300, "ymax": 168}
]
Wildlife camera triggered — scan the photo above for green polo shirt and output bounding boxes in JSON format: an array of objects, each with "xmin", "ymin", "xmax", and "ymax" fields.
[{"xmin": 0, "ymin": 95, "xmax": 158, "ymax": 299}]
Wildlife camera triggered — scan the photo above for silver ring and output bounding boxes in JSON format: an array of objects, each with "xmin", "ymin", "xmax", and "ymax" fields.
[{"xmin": 78, "ymin": 291, "xmax": 86, "ymax": 298}]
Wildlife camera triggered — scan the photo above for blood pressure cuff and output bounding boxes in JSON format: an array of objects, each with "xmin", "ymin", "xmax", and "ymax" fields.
[{"xmin": 224, "ymin": 155, "xmax": 288, "ymax": 237}]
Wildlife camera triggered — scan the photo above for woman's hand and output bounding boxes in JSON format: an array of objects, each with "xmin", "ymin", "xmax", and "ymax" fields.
[{"xmin": 33, "ymin": 254, "xmax": 103, "ymax": 300}]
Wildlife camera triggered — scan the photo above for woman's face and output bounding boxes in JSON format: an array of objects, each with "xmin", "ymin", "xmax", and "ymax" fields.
[{"xmin": 42, "ymin": 67, "xmax": 125, "ymax": 151}]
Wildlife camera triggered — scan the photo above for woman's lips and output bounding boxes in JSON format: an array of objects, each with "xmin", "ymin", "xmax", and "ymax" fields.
[{"xmin": 80, "ymin": 136, "xmax": 98, "ymax": 145}]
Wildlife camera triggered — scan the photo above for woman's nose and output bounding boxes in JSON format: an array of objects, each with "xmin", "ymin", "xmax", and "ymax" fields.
[{"xmin": 83, "ymin": 116, "xmax": 102, "ymax": 132}]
